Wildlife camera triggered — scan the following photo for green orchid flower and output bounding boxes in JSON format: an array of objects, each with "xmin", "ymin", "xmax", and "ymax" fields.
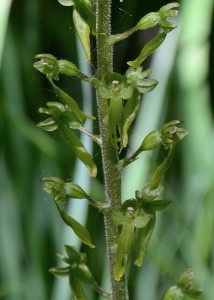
[
  {"xmin": 49, "ymin": 246, "xmax": 111, "ymax": 299},
  {"xmin": 41, "ymin": 177, "xmax": 89, "ymax": 204},
  {"xmin": 111, "ymin": 199, "xmax": 152, "ymax": 280},
  {"xmin": 134, "ymin": 184, "xmax": 172, "ymax": 266},
  {"xmin": 125, "ymin": 66, "xmax": 158, "ymax": 94},
  {"xmin": 162, "ymin": 268, "xmax": 203, "ymax": 299},
  {"xmin": 136, "ymin": 2, "xmax": 180, "ymax": 33},
  {"xmin": 33, "ymin": 54, "xmax": 86, "ymax": 80},
  {"xmin": 118, "ymin": 120, "xmax": 188, "ymax": 169},
  {"xmin": 37, "ymin": 102, "xmax": 97, "ymax": 177},
  {"xmin": 97, "ymin": 73, "xmax": 133, "ymax": 151}
]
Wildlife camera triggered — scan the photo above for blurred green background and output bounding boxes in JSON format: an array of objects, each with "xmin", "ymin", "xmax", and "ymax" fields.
[{"xmin": 0, "ymin": 0, "xmax": 214, "ymax": 299}]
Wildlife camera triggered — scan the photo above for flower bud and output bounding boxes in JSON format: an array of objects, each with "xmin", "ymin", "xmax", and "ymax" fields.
[
  {"xmin": 34, "ymin": 54, "xmax": 59, "ymax": 80},
  {"xmin": 41, "ymin": 177, "xmax": 66, "ymax": 203}
]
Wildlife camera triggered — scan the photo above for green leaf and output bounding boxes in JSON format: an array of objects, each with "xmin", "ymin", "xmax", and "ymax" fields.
[
  {"xmin": 58, "ymin": 124, "xmax": 97, "ymax": 177},
  {"xmin": 127, "ymin": 32, "xmax": 166, "ymax": 68},
  {"xmin": 73, "ymin": 9, "xmax": 91, "ymax": 61},
  {"xmin": 56, "ymin": 203, "xmax": 95, "ymax": 248}
]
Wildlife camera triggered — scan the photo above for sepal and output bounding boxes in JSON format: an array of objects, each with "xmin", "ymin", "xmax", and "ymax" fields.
[
  {"xmin": 58, "ymin": 0, "xmax": 73, "ymax": 6},
  {"xmin": 158, "ymin": 3, "xmax": 180, "ymax": 33},
  {"xmin": 49, "ymin": 266, "xmax": 70, "ymax": 278},
  {"xmin": 137, "ymin": 183, "xmax": 164, "ymax": 202},
  {"xmin": 125, "ymin": 66, "xmax": 158, "ymax": 93},
  {"xmin": 161, "ymin": 120, "xmax": 188, "ymax": 148}
]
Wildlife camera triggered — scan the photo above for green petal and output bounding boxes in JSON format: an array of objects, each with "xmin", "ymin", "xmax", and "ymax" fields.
[
  {"xmin": 58, "ymin": 0, "xmax": 74, "ymax": 6},
  {"xmin": 37, "ymin": 117, "xmax": 59, "ymax": 132},
  {"xmin": 49, "ymin": 266, "xmax": 70, "ymax": 278},
  {"xmin": 113, "ymin": 221, "xmax": 135, "ymax": 281},
  {"xmin": 109, "ymin": 94, "xmax": 124, "ymax": 150}
]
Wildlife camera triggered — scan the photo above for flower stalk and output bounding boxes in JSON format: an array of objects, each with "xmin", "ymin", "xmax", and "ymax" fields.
[{"xmin": 96, "ymin": 0, "xmax": 128, "ymax": 298}]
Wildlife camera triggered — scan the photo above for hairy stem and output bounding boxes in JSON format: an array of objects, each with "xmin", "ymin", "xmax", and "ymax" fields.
[{"xmin": 96, "ymin": 0, "xmax": 129, "ymax": 299}]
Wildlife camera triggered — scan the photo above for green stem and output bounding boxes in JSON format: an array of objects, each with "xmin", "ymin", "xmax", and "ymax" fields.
[{"xmin": 96, "ymin": 0, "xmax": 128, "ymax": 299}]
